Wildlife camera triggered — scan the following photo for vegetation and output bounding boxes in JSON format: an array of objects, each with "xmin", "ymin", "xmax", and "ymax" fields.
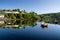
[
  {"xmin": 1, "ymin": 9, "xmax": 60, "ymax": 24},
  {"xmin": 0, "ymin": 20, "xmax": 37, "ymax": 29},
  {"xmin": 38, "ymin": 12, "xmax": 60, "ymax": 24},
  {"xmin": 0, "ymin": 9, "xmax": 39, "ymax": 20}
]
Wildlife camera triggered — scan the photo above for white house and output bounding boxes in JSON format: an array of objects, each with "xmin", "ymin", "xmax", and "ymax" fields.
[
  {"xmin": 0, "ymin": 14, "xmax": 4, "ymax": 18},
  {"xmin": 4, "ymin": 11, "xmax": 19, "ymax": 14}
]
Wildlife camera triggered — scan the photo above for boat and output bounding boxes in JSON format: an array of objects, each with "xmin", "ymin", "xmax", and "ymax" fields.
[{"xmin": 41, "ymin": 22, "xmax": 48, "ymax": 27}]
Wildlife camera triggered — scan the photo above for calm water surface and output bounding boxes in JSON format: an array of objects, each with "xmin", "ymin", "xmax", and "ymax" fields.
[{"xmin": 0, "ymin": 20, "xmax": 60, "ymax": 40}]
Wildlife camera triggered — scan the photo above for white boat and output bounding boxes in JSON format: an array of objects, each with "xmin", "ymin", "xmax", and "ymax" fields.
[{"xmin": 41, "ymin": 22, "xmax": 48, "ymax": 27}]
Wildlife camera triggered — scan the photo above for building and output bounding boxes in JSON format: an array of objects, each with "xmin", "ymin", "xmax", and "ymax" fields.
[
  {"xmin": 0, "ymin": 14, "xmax": 4, "ymax": 18},
  {"xmin": 0, "ymin": 9, "xmax": 20, "ymax": 19},
  {"xmin": 4, "ymin": 11, "xmax": 19, "ymax": 14}
]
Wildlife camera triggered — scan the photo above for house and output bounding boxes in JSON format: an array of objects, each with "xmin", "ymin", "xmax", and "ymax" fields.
[
  {"xmin": 4, "ymin": 11, "xmax": 19, "ymax": 14},
  {"xmin": 0, "ymin": 14, "xmax": 4, "ymax": 18}
]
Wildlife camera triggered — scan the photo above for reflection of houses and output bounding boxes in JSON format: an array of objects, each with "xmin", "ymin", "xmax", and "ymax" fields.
[
  {"xmin": 7, "ymin": 20, "xmax": 12, "ymax": 24},
  {"xmin": 0, "ymin": 20, "xmax": 19, "ymax": 28},
  {"xmin": 0, "ymin": 20, "xmax": 37, "ymax": 29},
  {"xmin": 4, "ymin": 25, "xmax": 19, "ymax": 28},
  {"xmin": 0, "ymin": 21, "xmax": 4, "ymax": 24}
]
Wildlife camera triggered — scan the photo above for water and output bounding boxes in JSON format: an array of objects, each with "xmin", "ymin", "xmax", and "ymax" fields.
[{"xmin": 0, "ymin": 20, "xmax": 60, "ymax": 40}]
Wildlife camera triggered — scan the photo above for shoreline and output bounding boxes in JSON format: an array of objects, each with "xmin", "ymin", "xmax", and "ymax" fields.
[{"xmin": 0, "ymin": 18, "xmax": 38, "ymax": 20}]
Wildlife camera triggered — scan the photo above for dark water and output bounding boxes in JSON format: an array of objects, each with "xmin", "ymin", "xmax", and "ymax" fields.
[{"xmin": 0, "ymin": 20, "xmax": 60, "ymax": 40}]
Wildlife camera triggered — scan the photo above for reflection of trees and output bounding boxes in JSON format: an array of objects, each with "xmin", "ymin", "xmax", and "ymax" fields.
[
  {"xmin": 0, "ymin": 20, "xmax": 37, "ymax": 29},
  {"xmin": 39, "ymin": 17, "xmax": 60, "ymax": 25}
]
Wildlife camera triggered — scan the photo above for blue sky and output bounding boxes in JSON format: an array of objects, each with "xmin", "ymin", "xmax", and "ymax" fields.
[{"xmin": 0, "ymin": 0, "xmax": 60, "ymax": 14}]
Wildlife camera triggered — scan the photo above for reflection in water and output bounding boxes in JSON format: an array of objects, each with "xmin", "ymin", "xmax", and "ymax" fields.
[
  {"xmin": 0, "ymin": 20, "xmax": 37, "ymax": 29},
  {"xmin": 1, "ymin": 20, "xmax": 60, "ymax": 40},
  {"xmin": 39, "ymin": 17, "xmax": 60, "ymax": 25},
  {"xmin": 41, "ymin": 25, "xmax": 48, "ymax": 28}
]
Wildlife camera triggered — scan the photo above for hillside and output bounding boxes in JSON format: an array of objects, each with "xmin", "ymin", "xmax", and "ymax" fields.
[{"xmin": 38, "ymin": 12, "xmax": 60, "ymax": 24}]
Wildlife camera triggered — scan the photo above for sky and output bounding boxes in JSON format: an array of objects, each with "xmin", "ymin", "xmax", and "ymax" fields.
[{"xmin": 0, "ymin": 0, "xmax": 60, "ymax": 14}]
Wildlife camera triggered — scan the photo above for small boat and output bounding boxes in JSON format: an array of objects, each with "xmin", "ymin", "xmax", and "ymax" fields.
[{"xmin": 41, "ymin": 22, "xmax": 48, "ymax": 27}]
